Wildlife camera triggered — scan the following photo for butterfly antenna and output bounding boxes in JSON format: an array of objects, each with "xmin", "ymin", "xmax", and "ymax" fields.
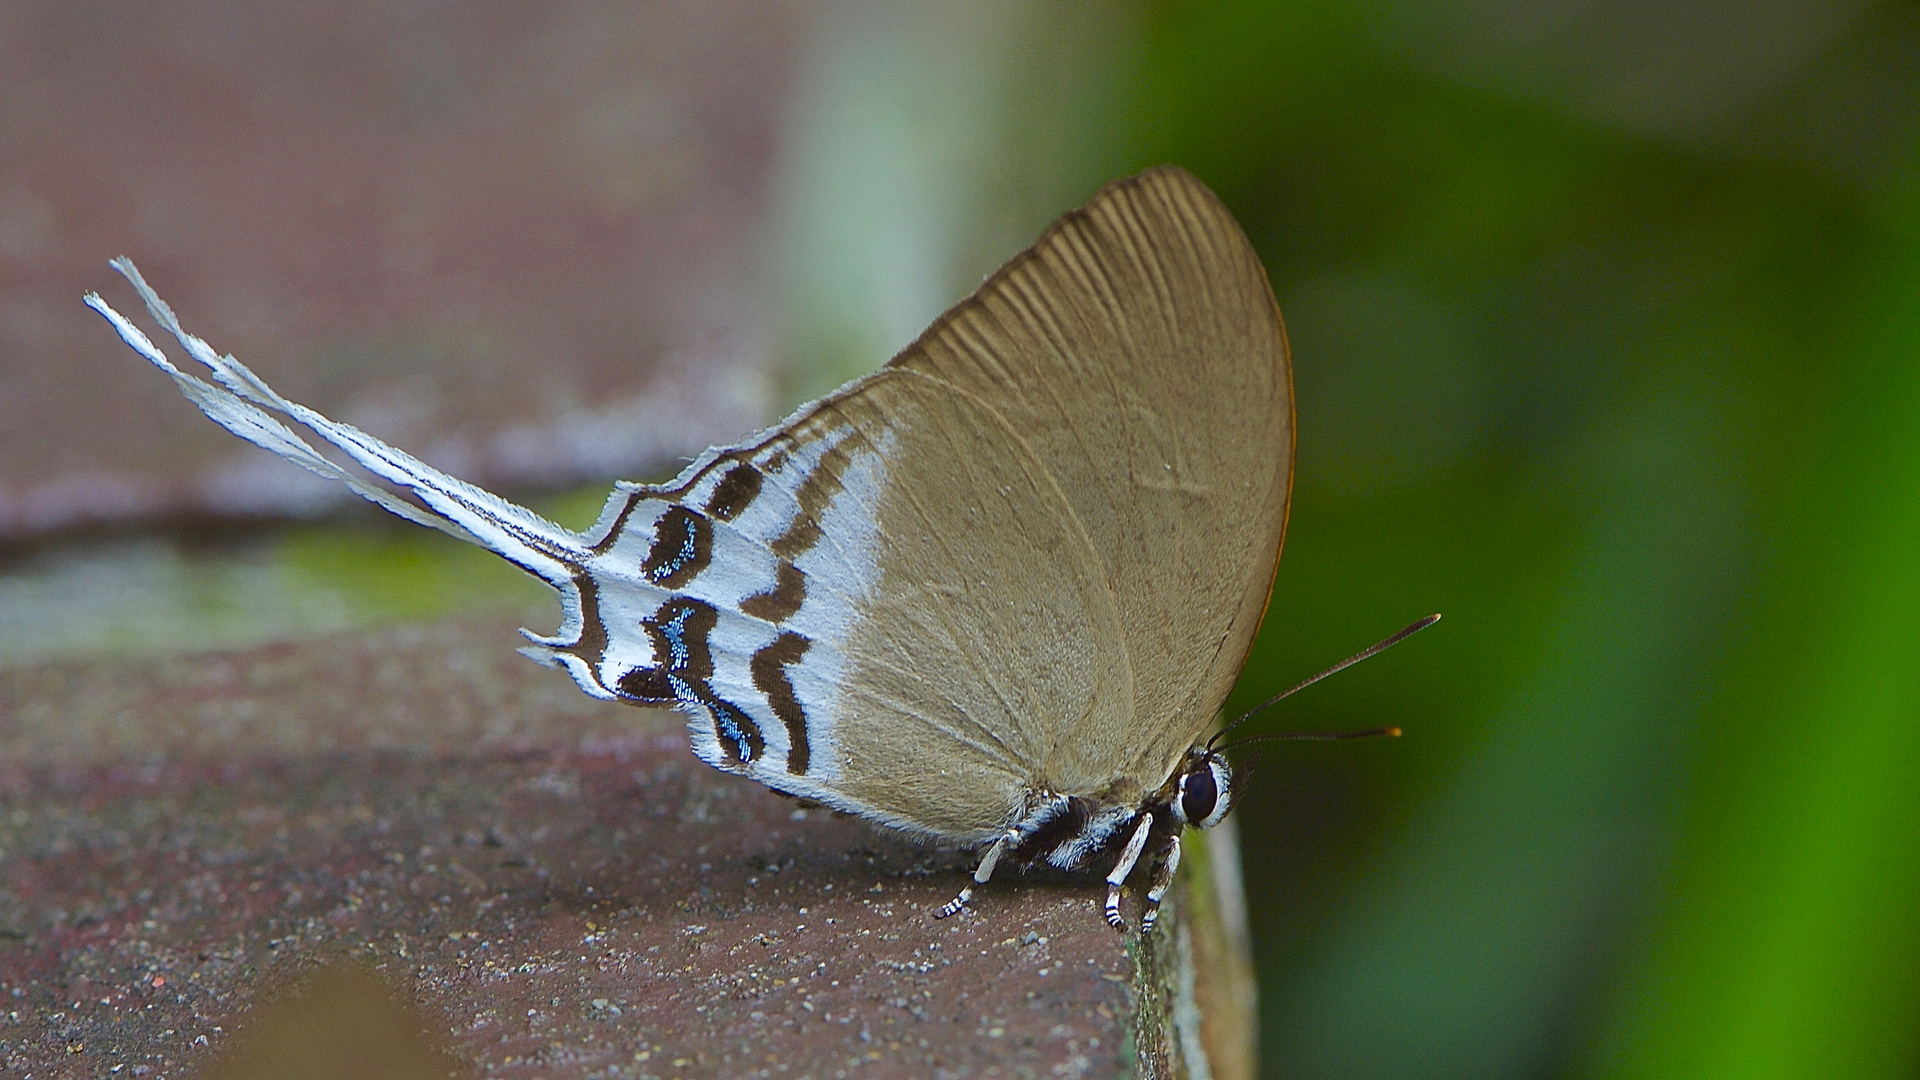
[
  {"xmin": 1216, "ymin": 725, "xmax": 1402, "ymax": 752},
  {"xmin": 1209, "ymin": 613, "xmax": 1440, "ymax": 750}
]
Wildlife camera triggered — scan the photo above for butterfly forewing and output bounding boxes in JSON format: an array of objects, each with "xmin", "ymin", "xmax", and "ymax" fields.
[{"xmin": 885, "ymin": 167, "xmax": 1293, "ymax": 794}]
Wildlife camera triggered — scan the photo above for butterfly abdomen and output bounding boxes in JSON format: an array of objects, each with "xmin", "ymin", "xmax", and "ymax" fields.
[{"xmin": 1001, "ymin": 793, "xmax": 1143, "ymax": 872}]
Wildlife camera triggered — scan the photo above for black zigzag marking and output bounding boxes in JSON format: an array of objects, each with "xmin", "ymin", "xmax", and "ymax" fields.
[
  {"xmin": 568, "ymin": 501, "xmax": 714, "ymax": 692},
  {"xmin": 642, "ymin": 506, "xmax": 713, "ymax": 588},
  {"xmin": 750, "ymin": 632, "xmax": 812, "ymax": 775},
  {"xmin": 567, "ymin": 493, "xmax": 637, "ymax": 676},
  {"xmin": 591, "ymin": 489, "xmax": 646, "ymax": 556},
  {"xmin": 616, "ymin": 598, "xmax": 764, "ymax": 766},
  {"xmin": 740, "ymin": 560, "xmax": 806, "ymax": 623},
  {"xmin": 559, "ymin": 428, "xmax": 847, "ymax": 705},
  {"xmin": 705, "ymin": 462, "xmax": 764, "ymax": 521},
  {"xmin": 769, "ymin": 430, "xmax": 857, "ymax": 561}
]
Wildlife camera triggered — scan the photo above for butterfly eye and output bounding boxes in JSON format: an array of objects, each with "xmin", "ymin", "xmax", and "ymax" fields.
[
  {"xmin": 1180, "ymin": 760, "xmax": 1220, "ymax": 826},
  {"xmin": 1178, "ymin": 759, "xmax": 1233, "ymax": 828}
]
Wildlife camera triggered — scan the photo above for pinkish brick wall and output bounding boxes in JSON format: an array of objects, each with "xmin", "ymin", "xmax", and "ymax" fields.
[{"xmin": 1, "ymin": 2, "xmax": 805, "ymax": 537}]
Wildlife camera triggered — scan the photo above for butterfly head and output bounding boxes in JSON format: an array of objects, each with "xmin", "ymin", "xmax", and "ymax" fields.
[
  {"xmin": 1173, "ymin": 616, "xmax": 1441, "ymax": 833},
  {"xmin": 1169, "ymin": 749, "xmax": 1234, "ymax": 829}
]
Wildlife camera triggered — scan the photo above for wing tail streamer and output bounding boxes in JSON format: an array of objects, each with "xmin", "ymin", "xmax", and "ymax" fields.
[{"xmin": 84, "ymin": 258, "xmax": 588, "ymax": 594}]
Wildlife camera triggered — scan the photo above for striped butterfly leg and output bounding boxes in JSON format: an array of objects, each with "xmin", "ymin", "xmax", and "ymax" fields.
[
  {"xmin": 1138, "ymin": 832, "xmax": 1183, "ymax": 934},
  {"xmin": 1104, "ymin": 812, "xmax": 1158, "ymax": 932},
  {"xmin": 935, "ymin": 827, "xmax": 1019, "ymax": 920}
]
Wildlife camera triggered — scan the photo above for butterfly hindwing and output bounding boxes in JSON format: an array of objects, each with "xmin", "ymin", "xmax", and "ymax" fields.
[{"xmin": 806, "ymin": 369, "xmax": 1135, "ymax": 840}]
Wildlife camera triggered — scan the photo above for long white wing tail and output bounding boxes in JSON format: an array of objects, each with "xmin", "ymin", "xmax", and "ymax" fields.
[{"xmin": 85, "ymin": 257, "xmax": 590, "ymax": 601}]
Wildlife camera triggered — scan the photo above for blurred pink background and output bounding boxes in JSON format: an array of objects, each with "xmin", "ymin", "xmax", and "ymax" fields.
[{"xmin": 0, "ymin": 2, "xmax": 801, "ymax": 536}]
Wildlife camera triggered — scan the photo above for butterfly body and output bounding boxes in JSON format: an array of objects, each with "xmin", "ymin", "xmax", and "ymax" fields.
[{"xmin": 90, "ymin": 166, "xmax": 1290, "ymax": 929}]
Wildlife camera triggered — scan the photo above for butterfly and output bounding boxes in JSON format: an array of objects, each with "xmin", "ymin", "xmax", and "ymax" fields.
[{"xmin": 89, "ymin": 166, "xmax": 1430, "ymax": 931}]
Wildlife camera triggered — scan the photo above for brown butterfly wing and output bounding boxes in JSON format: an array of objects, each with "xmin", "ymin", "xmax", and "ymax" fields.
[
  {"xmin": 884, "ymin": 165, "xmax": 1293, "ymax": 795},
  {"xmin": 797, "ymin": 369, "xmax": 1135, "ymax": 840}
]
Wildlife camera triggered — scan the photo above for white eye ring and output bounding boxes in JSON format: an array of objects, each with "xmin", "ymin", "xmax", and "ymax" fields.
[
  {"xmin": 1175, "ymin": 757, "xmax": 1233, "ymax": 828},
  {"xmin": 1195, "ymin": 760, "xmax": 1232, "ymax": 828}
]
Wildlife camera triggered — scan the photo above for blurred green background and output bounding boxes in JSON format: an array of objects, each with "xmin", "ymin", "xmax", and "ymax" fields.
[
  {"xmin": 9, "ymin": 2, "xmax": 1919, "ymax": 1077},
  {"xmin": 1111, "ymin": 3, "xmax": 1920, "ymax": 1078},
  {"xmin": 783, "ymin": 5, "xmax": 1920, "ymax": 1074}
]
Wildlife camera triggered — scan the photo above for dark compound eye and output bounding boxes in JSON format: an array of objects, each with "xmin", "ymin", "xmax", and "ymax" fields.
[{"xmin": 1180, "ymin": 762, "xmax": 1218, "ymax": 826}]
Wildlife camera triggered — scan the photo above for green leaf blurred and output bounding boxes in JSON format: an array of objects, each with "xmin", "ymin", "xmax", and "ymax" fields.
[{"xmin": 1101, "ymin": 1, "xmax": 1920, "ymax": 1076}]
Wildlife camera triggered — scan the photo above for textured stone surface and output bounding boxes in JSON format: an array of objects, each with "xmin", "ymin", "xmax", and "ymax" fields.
[
  {"xmin": 0, "ymin": 1, "xmax": 801, "ymax": 538},
  {"xmin": 0, "ymin": 613, "xmax": 1252, "ymax": 1078}
]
